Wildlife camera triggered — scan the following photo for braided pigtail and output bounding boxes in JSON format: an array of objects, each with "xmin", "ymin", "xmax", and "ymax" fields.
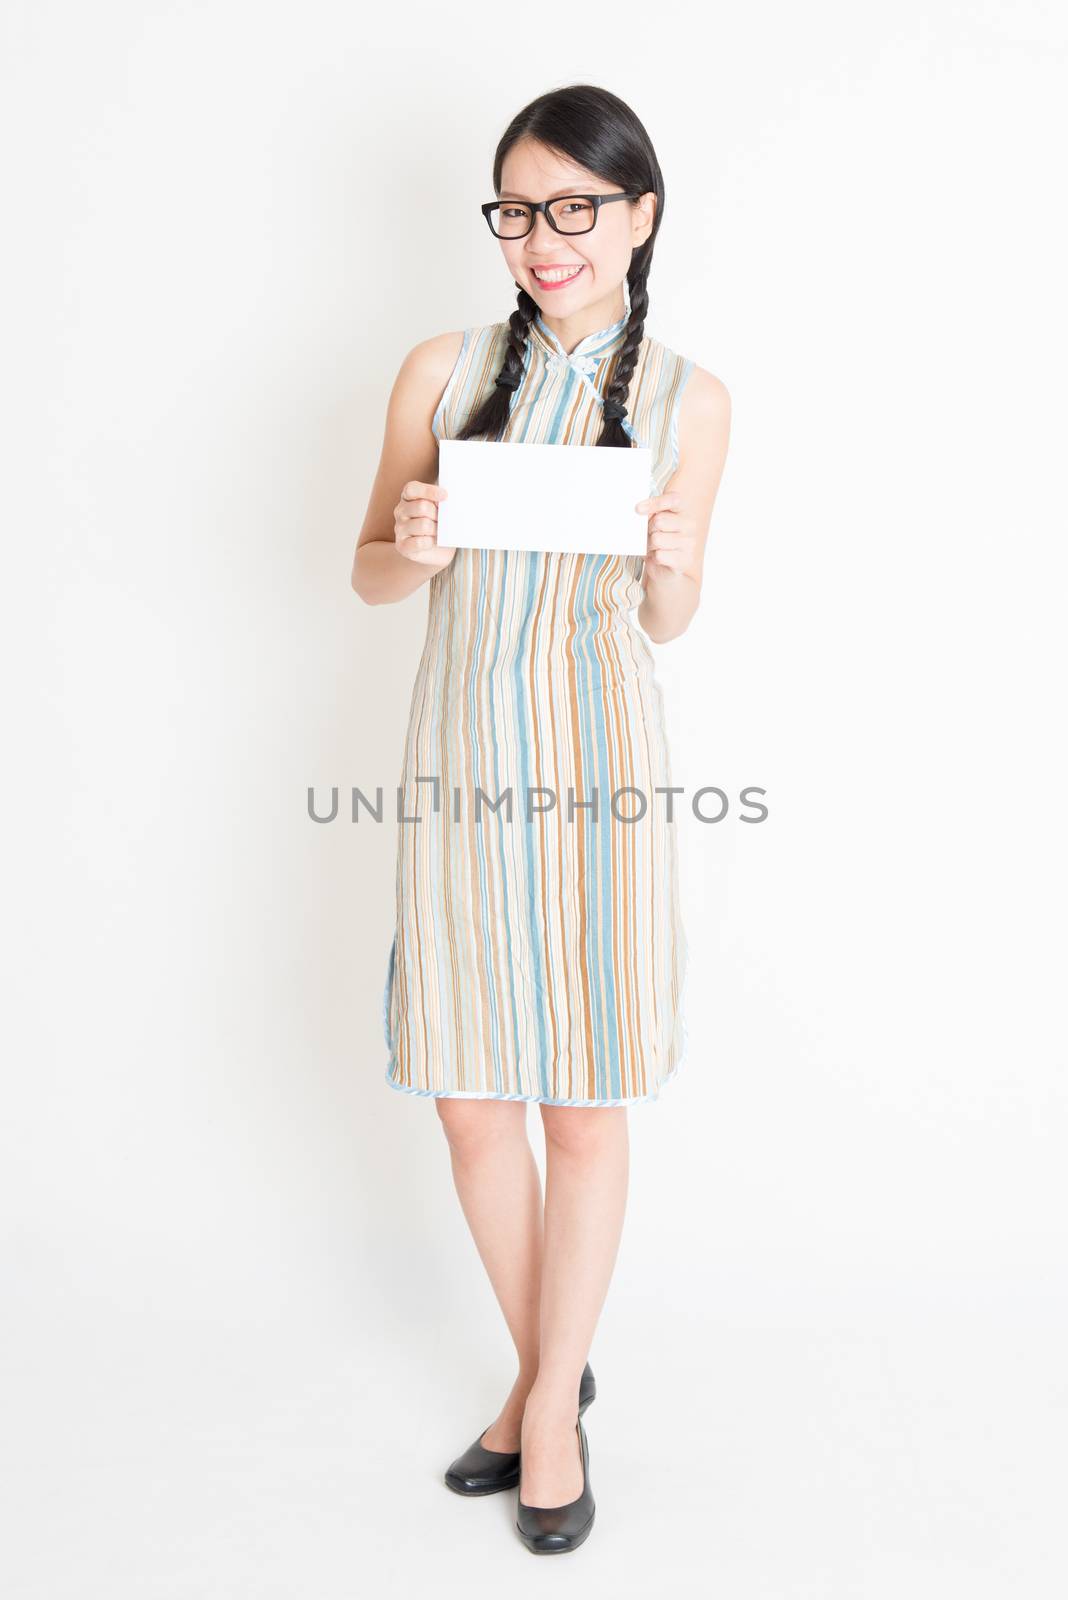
[
  {"xmin": 596, "ymin": 263, "xmax": 649, "ymax": 448},
  {"xmin": 455, "ymin": 284, "xmax": 538, "ymax": 443}
]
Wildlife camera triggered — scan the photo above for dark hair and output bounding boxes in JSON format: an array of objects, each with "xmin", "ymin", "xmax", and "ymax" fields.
[{"xmin": 456, "ymin": 84, "xmax": 665, "ymax": 448}]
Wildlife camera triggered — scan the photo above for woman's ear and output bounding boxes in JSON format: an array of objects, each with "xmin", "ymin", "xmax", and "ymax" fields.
[{"xmin": 633, "ymin": 192, "xmax": 657, "ymax": 247}]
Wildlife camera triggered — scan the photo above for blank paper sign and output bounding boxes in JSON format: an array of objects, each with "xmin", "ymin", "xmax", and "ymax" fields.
[{"xmin": 436, "ymin": 438, "xmax": 653, "ymax": 557}]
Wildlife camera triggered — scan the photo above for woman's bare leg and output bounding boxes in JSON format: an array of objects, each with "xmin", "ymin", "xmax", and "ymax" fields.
[
  {"xmin": 435, "ymin": 1097, "xmax": 545, "ymax": 1450},
  {"xmin": 519, "ymin": 1104, "xmax": 630, "ymax": 1506}
]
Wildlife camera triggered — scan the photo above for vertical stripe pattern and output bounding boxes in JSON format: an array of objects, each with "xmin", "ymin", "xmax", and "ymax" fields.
[{"xmin": 382, "ymin": 299, "xmax": 695, "ymax": 1104}]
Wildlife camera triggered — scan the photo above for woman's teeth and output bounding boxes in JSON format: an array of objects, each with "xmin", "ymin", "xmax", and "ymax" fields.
[{"xmin": 532, "ymin": 265, "xmax": 584, "ymax": 284}]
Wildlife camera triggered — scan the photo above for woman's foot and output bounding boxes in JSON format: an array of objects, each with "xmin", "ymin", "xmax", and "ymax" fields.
[
  {"xmin": 478, "ymin": 1370, "xmax": 536, "ymax": 1453},
  {"xmin": 516, "ymin": 1416, "xmax": 595, "ymax": 1554},
  {"xmin": 443, "ymin": 1363, "xmax": 597, "ymax": 1496},
  {"xmin": 518, "ymin": 1393, "xmax": 585, "ymax": 1507}
]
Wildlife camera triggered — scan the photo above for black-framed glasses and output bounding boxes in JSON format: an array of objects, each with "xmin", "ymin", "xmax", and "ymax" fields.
[{"xmin": 481, "ymin": 192, "xmax": 641, "ymax": 239}]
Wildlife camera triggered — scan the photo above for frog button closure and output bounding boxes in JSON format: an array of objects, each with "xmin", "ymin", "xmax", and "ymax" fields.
[{"xmin": 546, "ymin": 352, "xmax": 599, "ymax": 379}]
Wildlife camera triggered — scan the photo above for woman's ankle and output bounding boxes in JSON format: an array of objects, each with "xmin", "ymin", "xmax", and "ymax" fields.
[{"xmin": 522, "ymin": 1373, "xmax": 584, "ymax": 1422}]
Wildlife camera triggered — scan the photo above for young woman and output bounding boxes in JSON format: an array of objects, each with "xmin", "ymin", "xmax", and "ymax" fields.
[{"xmin": 352, "ymin": 84, "xmax": 730, "ymax": 1554}]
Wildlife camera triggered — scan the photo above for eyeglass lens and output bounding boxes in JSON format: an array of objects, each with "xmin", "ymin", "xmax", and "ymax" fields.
[{"xmin": 493, "ymin": 197, "xmax": 597, "ymax": 237}]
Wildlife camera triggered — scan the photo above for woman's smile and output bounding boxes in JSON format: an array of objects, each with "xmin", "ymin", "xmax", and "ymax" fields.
[{"xmin": 530, "ymin": 263, "xmax": 586, "ymax": 289}]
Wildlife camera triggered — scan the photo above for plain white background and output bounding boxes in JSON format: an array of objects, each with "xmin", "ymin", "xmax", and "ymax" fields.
[{"xmin": 3, "ymin": 2, "xmax": 1066, "ymax": 1594}]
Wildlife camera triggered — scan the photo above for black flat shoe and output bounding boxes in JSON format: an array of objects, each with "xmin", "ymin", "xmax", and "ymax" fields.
[
  {"xmin": 515, "ymin": 1414, "xmax": 595, "ymax": 1554},
  {"xmin": 443, "ymin": 1361, "xmax": 596, "ymax": 1496}
]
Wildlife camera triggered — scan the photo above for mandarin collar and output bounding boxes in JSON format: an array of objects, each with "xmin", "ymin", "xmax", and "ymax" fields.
[{"xmin": 527, "ymin": 277, "xmax": 632, "ymax": 376}]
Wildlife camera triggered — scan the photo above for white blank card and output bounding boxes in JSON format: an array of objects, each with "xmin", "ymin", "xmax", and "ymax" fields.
[{"xmin": 436, "ymin": 438, "xmax": 653, "ymax": 557}]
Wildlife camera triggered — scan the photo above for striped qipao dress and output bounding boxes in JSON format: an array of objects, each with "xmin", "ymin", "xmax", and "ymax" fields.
[{"xmin": 382, "ymin": 289, "xmax": 695, "ymax": 1105}]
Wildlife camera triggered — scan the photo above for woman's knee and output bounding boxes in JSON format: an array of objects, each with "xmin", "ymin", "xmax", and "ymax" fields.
[
  {"xmin": 434, "ymin": 1095, "xmax": 527, "ymax": 1156},
  {"xmin": 540, "ymin": 1103, "xmax": 627, "ymax": 1158}
]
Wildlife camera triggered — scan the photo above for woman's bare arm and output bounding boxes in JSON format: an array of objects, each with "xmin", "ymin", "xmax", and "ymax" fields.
[
  {"xmin": 351, "ymin": 331, "xmax": 464, "ymax": 605},
  {"xmin": 636, "ymin": 368, "xmax": 732, "ymax": 644}
]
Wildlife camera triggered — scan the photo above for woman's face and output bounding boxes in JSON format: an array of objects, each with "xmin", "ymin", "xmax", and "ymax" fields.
[{"xmin": 496, "ymin": 139, "xmax": 655, "ymax": 335}]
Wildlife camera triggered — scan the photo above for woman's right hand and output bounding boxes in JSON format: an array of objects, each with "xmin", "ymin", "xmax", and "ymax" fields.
[{"xmin": 393, "ymin": 482, "xmax": 456, "ymax": 570}]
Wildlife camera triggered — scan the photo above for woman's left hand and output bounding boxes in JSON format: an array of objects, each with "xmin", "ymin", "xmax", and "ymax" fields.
[{"xmin": 635, "ymin": 491, "xmax": 700, "ymax": 583}]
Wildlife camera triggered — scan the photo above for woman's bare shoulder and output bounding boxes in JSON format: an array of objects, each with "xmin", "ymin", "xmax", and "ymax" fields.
[
  {"xmin": 395, "ymin": 329, "xmax": 467, "ymax": 391},
  {"xmin": 645, "ymin": 333, "xmax": 731, "ymax": 423},
  {"xmin": 683, "ymin": 361, "xmax": 731, "ymax": 420}
]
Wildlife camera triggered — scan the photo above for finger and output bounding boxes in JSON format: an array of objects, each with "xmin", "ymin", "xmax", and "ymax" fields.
[
  {"xmin": 646, "ymin": 512, "xmax": 683, "ymax": 534},
  {"xmin": 645, "ymin": 533, "xmax": 684, "ymax": 557},
  {"xmin": 402, "ymin": 482, "xmax": 448, "ymax": 502},
  {"xmin": 648, "ymin": 548, "xmax": 685, "ymax": 573}
]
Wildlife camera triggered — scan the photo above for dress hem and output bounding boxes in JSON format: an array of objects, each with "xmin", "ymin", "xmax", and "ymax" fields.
[{"xmin": 382, "ymin": 1053, "xmax": 682, "ymax": 1107}]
